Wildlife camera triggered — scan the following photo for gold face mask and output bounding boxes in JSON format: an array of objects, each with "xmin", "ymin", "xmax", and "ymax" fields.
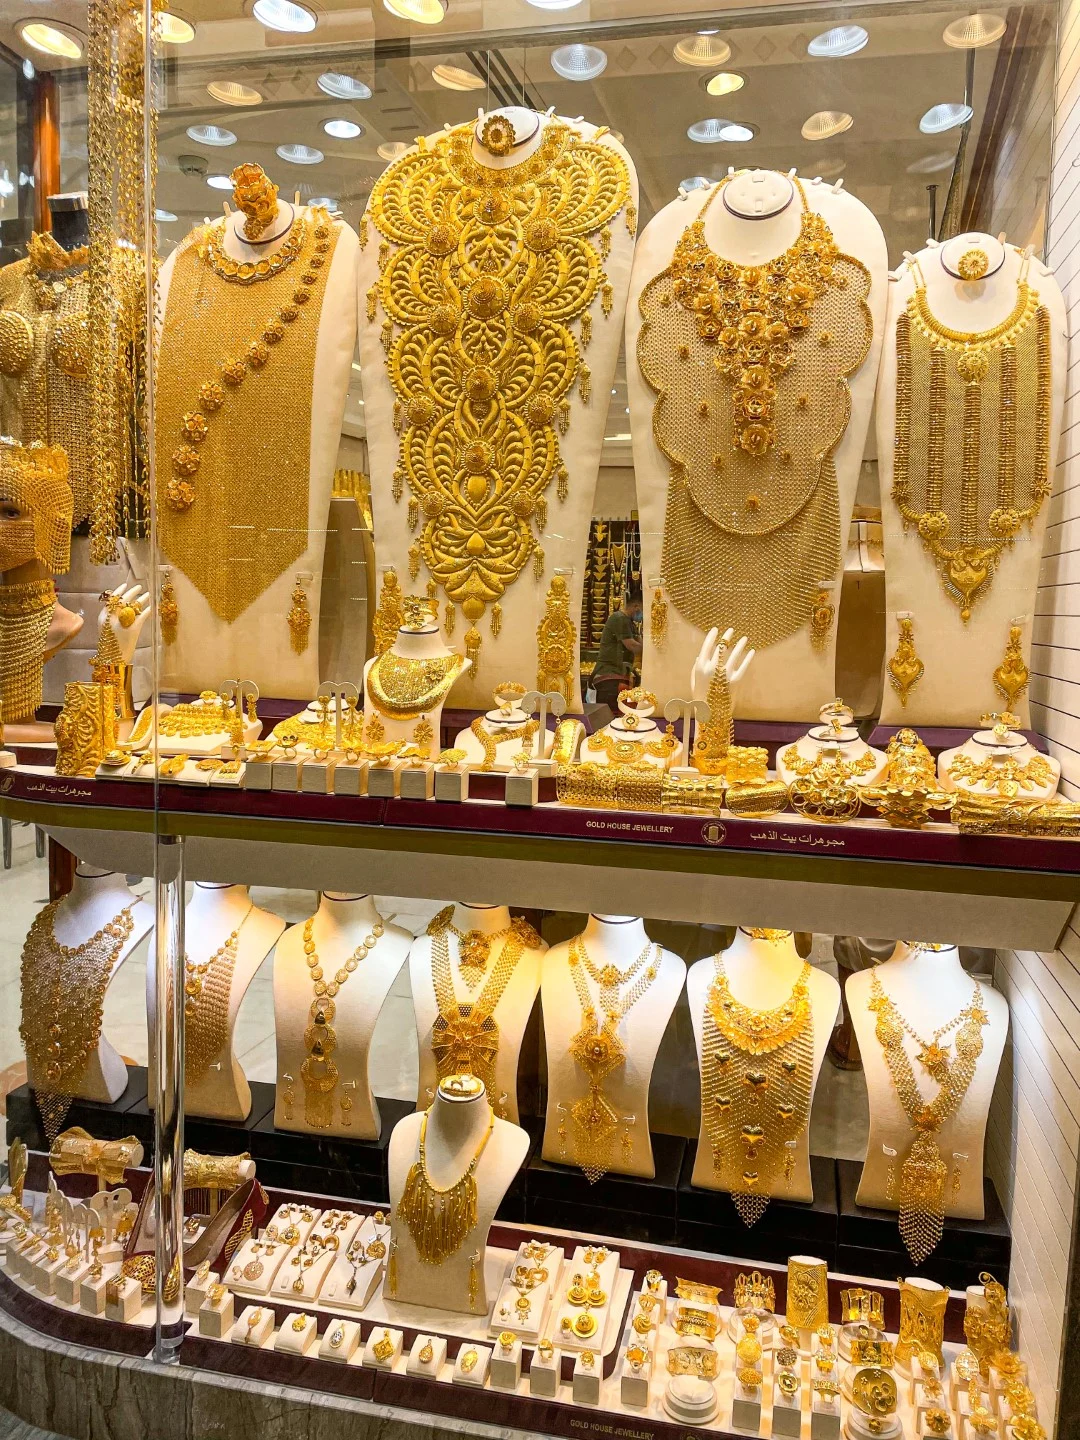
[
  {"xmin": 0, "ymin": 516, "xmax": 38, "ymax": 573},
  {"xmin": 0, "ymin": 440, "xmax": 72, "ymax": 574}
]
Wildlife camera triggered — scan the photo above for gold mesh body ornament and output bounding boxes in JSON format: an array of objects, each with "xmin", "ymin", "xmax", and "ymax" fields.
[
  {"xmin": 892, "ymin": 258, "xmax": 1052, "ymax": 622},
  {"xmin": 0, "ymin": 439, "xmax": 73, "ymax": 575},
  {"xmin": 368, "ymin": 122, "xmax": 633, "ymax": 666},
  {"xmin": 638, "ymin": 176, "xmax": 873, "ymax": 652},
  {"xmin": 0, "ymin": 579, "xmax": 56, "ymax": 723}
]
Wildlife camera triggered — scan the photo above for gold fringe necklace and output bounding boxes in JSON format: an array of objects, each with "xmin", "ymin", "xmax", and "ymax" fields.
[{"xmin": 397, "ymin": 1104, "xmax": 494, "ymax": 1264}]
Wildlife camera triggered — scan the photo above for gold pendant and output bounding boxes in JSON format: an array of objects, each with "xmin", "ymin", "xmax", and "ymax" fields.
[
  {"xmin": 887, "ymin": 616, "xmax": 924, "ymax": 707},
  {"xmin": 993, "ymin": 622, "xmax": 1030, "ymax": 710}
]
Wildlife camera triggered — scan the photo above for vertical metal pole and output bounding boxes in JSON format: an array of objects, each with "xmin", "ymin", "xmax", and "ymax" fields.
[{"xmin": 153, "ymin": 832, "xmax": 185, "ymax": 1363}]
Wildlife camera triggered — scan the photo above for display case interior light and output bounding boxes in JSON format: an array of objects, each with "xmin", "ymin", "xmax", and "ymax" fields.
[
  {"xmin": 276, "ymin": 143, "xmax": 324, "ymax": 165},
  {"xmin": 673, "ymin": 32, "xmax": 732, "ymax": 67},
  {"xmin": 919, "ymin": 101, "xmax": 973, "ymax": 133},
  {"xmin": 317, "ymin": 72, "xmax": 372, "ymax": 100},
  {"xmin": 156, "ymin": 12, "xmax": 196, "ymax": 42},
  {"xmin": 186, "ymin": 124, "xmax": 237, "ymax": 147},
  {"xmin": 943, "ymin": 12, "xmax": 1007, "ymax": 47},
  {"xmin": 432, "ymin": 62, "xmax": 486, "ymax": 90},
  {"xmin": 377, "ymin": 140, "xmax": 409, "ymax": 160},
  {"xmin": 155, "ymin": 209, "xmax": 178, "ymax": 222},
  {"xmin": 526, "ymin": 0, "xmax": 583, "ymax": 8},
  {"xmin": 801, "ymin": 110, "xmax": 854, "ymax": 140},
  {"xmin": 807, "ymin": 24, "xmax": 869, "ymax": 57},
  {"xmin": 551, "ymin": 44, "xmax": 608, "ymax": 80},
  {"xmin": 252, "ymin": 0, "xmax": 318, "ymax": 33},
  {"xmin": 705, "ymin": 71, "xmax": 744, "ymax": 97},
  {"xmin": 323, "ymin": 119, "xmax": 363, "ymax": 139},
  {"xmin": 383, "ymin": 0, "xmax": 447, "ymax": 23},
  {"xmin": 207, "ymin": 80, "xmax": 263, "ymax": 106},
  {"xmin": 206, "ymin": 175, "xmax": 235, "ymax": 190},
  {"xmin": 687, "ymin": 117, "xmax": 755, "ymax": 143},
  {"xmin": 19, "ymin": 21, "xmax": 83, "ymax": 59},
  {"xmin": 680, "ymin": 176, "xmax": 712, "ymax": 191}
]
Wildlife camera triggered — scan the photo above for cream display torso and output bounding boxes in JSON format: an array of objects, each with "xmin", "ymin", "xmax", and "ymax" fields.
[
  {"xmin": 939, "ymin": 719, "xmax": 1060, "ymax": 802},
  {"xmin": 876, "ymin": 235, "xmax": 1066, "ymax": 727},
  {"xmin": 361, "ymin": 618, "xmax": 472, "ymax": 751},
  {"xmin": 359, "ymin": 110, "xmax": 638, "ymax": 710},
  {"xmin": 628, "ymin": 170, "xmax": 888, "ymax": 720}
]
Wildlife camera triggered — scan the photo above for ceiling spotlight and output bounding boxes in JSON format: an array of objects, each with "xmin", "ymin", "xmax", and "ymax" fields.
[
  {"xmin": 943, "ymin": 13, "xmax": 1006, "ymax": 47},
  {"xmin": 206, "ymin": 175, "xmax": 234, "ymax": 191},
  {"xmin": 323, "ymin": 118, "xmax": 363, "ymax": 139},
  {"xmin": 317, "ymin": 72, "xmax": 372, "ymax": 100},
  {"xmin": 526, "ymin": 0, "xmax": 583, "ymax": 7},
  {"xmin": 207, "ymin": 81, "xmax": 263, "ymax": 106},
  {"xmin": 705, "ymin": 71, "xmax": 745, "ymax": 97},
  {"xmin": 674, "ymin": 33, "xmax": 732, "ymax": 67},
  {"xmin": 801, "ymin": 110, "xmax": 853, "ymax": 140},
  {"xmin": 186, "ymin": 124, "xmax": 237, "ymax": 147},
  {"xmin": 19, "ymin": 22, "xmax": 82, "ymax": 59},
  {"xmin": 383, "ymin": 0, "xmax": 447, "ymax": 22},
  {"xmin": 432, "ymin": 62, "xmax": 485, "ymax": 90},
  {"xmin": 154, "ymin": 208, "xmax": 178, "ymax": 222},
  {"xmin": 680, "ymin": 176, "xmax": 712, "ymax": 192},
  {"xmin": 906, "ymin": 150, "xmax": 956, "ymax": 175},
  {"xmin": 551, "ymin": 44, "xmax": 607, "ymax": 80},
  {"xmin": 919, "ymin": 101, "xmax": 973, "ymax": 134},
  {"xmin": 156, "ymin": 12, "xmax": 196, "ymax": 42},
  {"xmin": 377, "ymin": 140, "xmax": 409, "ymax": 161},
  {"xmin": 807, "ymin": 25, "xmax": 869, "ymax": 57},
  {"xmin": 253, "ymin": 0, "xmax": 317, "ymax": 33},
  {"xmin": 276, "ymin": 143, "xmax": 324, "ymax": 165},
  {"xmin": 687, "ymin": 118, "xmax": 755, "ymax": 143}
]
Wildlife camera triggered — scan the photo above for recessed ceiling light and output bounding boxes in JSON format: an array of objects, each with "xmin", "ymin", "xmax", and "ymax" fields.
[
  {"xmin": 19, "ymin": 22, "xmax": 82, "ymax": 59},
  {"xmin": 705, "ymin": 71, "xmax": 745, "ymax": 97},
  {"xmin": 156, "ymin": 12, "xmax": 196, "ymax": 42},
  {"xmin": 919, "ymin": 102, "xmax": 973, "ymax": 134},
  {"xmin": 432, "ymin": 62, "xmax": 485, "ymax": 90},
  {"xmin": 680, "ymin": 176, "xmax": 712, "ymax": 192},
  {"xmin": 943, "ymin": 12, "xmax": 1006, "ymax": 47},
  {"xmin": 253, "ymin": 0, "xmax": 317, "ymax": 33},
  {"xmin": 807, "ymin": 25, "xmax": 868, "ymax": 58},
  {"xmin": 383, "ymin": 0, "xmax": 447, "ymax": 22},
  {"xmin": 688, "ymin": 118, "xmax": 755, "ymax": 144},
  {"xmin": 526, "ymin": 0, "xmax": 582, "ymax": 7},
  {"xmin": 207, "ymin": 81, "xmax": 263, "ymax": 106},
  {"xmin": 801, "ymin": 110, "xmax": 853, "ymax": 140},
  {"xmin": 317, "ymin": 72, "xmax": 372, "ymax": 100},
  {"xmin": 154, "ymin": 208, "xmax": 178, "ymax": 222},
  {"xmin": 186, "ymin": 124, "xmax": 237, "ymax": 147},
  {"xmin": 378, "ymin": 140, "xmax": 409, "ymax": 161},
  {"xmin": 206, "ymin": 175, "xmax": 234, "ymax": 191},
  {"xmin": 551, "ymin": 44, "xmax": 607, "ymax": 80},
  {"xmin": 276, "ymin": 143, "xmax": 324, "ymax": 165},
  {"xmin": 323, "ymin": 118, "xmax": 363, "ymax": 139},
  {"xmin": 674, "ymin": 33, "xmax": 731, "ymax": 67},
  {"xmin": 906, "ymin": 150, "xmax": 956, "ymax": 175}
]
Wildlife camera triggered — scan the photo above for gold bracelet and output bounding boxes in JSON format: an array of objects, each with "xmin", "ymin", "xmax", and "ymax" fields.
[
  {"xmin": 674, "ymin": 1304, "xmax": 719, "ymax": 1341},
  {"xmin": 667, "ymin": 1346, "xmax": 719, "ymax": 1379}
]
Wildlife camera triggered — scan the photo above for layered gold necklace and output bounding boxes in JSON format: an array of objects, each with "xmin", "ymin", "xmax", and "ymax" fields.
[
  {"xmin": 184, "ymin": 904, "xmax": 254, "ymax": 1084},
  {"xmin": 367, "ymin": 650, "xmax": 468, "ymax": 721},
  {"xmin": 20, "ymin": 901, "xmax": 136, "ymax": 1141},
  {"xmin": 868, "ymin": 971, "xmax": 989, "ymax": 1264},
  {"xmin": 947, "ymin": 747, "xmax": 1054, "ymax": 797},
  {"xmin": 367, "ymin": 121, "xmax": 633, "ymax": 667},
  {"xmin": 427, "ymin": 907, "xmax": 540, "ymax": 1117},
  {"xmin": 892, "ymin": 257, "xmax": 1051, "ymax": 622},
  {"xmin": 701, "ymin": 950, "xmax": 814, "ymax": 1225},
  {"xmin": 301, "ymin": 910, "xmax": 386, "ymax": 1128},
  {"xmin": 397, "ymin": 1103, "xmax": 494, "ymax": 1264},
  {"xmin": 565, "ymin": 934, "xmax": 659, "ymax": 1183},
  {"xmin": 638, "ymin": 175, "xmax": 872, "ymax": 653},
  {"xmin": 587, "ymin": 728, "xmax": 677, "ymax": 768}
]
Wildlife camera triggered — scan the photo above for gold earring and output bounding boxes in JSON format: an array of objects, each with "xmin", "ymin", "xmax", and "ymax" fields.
[
  {"xmin": 287, "ymin": 575, "xmax": 311, "ymax": 655},
  {"xmin": 993, "ymin": 622, "xmax": 1029, "ymax": 710},
  {"xmin": 887, "ymin": 615, "xmax": 924, "ymax": 707},
  {"xmin": 159, "ymin": 571, "xmax": 178, "ymax": 646},
  {"xmin": 809, "ymin": 588, "xmax": 834, "ymax": 651},
  {"xmin": 650, "ymin": 586, "xmax": 668, "ymax": 648}
]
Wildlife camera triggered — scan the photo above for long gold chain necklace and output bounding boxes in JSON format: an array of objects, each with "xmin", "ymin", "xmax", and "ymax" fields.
[
  {"xmin": 427, "ymin": 907, "xmax": 539, "ymax": 1116},
  {"xmin": 184, "ymin": 903, "xmax": 254, "ymax": 1083},
  {"xmin": 947, "ymin": 748, "xmax": 1054, "ymax": 798},
  {"xmin": 397, "ymin": 1103, "xmax": 495, "ymax": 1264},
  {"xmin": 367, "ymin": 650, "xmax": 468, "ymax": 721},
  {"xmin": 892, "ymin": 256, "xmax": 1051, "ymax": 622},
  {"xmin": 368, "ymin": 120, "xmax": 633, "ymax": 667},
  {"xmin": 868, "ymin": 971, "xmax": 988, "ymax": 1264},
  {"xmin": 637, "ymin": 174, "xmax": 872, "ymax": 654},
  {"xmin": 565, "ymin": 935, "xmax": 659, "ymax": 1183},
  {"xmin": 701, "ymin": 954, "xmax": 814, "ymax": 1226},
  {"xmin": 19, "ymin": 901, "xmax": 136, "ymax": 1141},
  {"xmin": 301, "ymin": 909, "xmax": 386, "ymax": 1128}
]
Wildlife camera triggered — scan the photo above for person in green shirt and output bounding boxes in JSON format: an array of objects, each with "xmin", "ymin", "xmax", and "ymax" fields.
[{"xmin": 591, "ymin": 585, "xmax": 643, "ymax": 711}]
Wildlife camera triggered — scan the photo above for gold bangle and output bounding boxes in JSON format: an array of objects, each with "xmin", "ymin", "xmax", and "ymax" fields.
[
  {"xmin": 667, "ymin": 1346, "xmax": 719, "ymax": 1379},
  {"xmin": 786, "ymin": 1257, "xmax": 829, "ymax": 1331},
  {"xmin": 674, "ymin": 1277, "xmax": 721, "ymax": 1305},
  {"xmin": 675, "ymin": 1305, "xmax": 719, "ymax": 1341}
]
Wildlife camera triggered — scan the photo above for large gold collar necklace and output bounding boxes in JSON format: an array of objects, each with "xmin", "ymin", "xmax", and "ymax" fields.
[
  {"xmin": 367, "ymin": 120, "xmax": 634, "ymax": 669},
  {"xmin": 367, "ymin": 649, "xmax": 468, "ymax": 720}
]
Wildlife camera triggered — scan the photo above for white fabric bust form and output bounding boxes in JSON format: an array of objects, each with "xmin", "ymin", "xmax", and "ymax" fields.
[
  {"xmin": 539, "ymin": 914, "xmax": 685, "ymax": 1179},
  {"xmin": 357, "ymin": 108, "xmax": 638, "ymax": 711},
  {"xmin": 154, "ymin": 199, "xmax": 358, "ymax": 700},
  {"xmin": 363, "ymin": 618, "xmax": 472, "ymax": 749},
  {"xmin": 273, "ymin": 892, "xmax": 411, "ymax": 1140},
  {"xmin": 627, "ymin": 168, "xmax": 888, "ymax": 719},
  {"xmin": 875, "ymin": 233, "xmax": 1067, "ymax": 727},
  {"xmin": 938, "ymin": 719, "xmax": 1060, "ymax": 802}
]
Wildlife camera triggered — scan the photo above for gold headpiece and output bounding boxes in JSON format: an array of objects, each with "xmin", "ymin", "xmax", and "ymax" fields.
[
  {"xmin": 0, "ymin": 440, "xmax": 72, "ymax": 574},
  {"xmin": 230, "ymin": 162, "xmax": 279, "ymax": 241}
]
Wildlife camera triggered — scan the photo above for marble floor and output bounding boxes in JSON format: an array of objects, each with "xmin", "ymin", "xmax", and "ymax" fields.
[{"xmin": 0, "ymin": 1409, "xmax": 65, "ymax": 1440}]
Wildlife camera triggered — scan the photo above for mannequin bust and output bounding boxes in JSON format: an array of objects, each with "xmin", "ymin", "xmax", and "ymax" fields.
[
  {"xmin": 581, "ymin": 686, "xmax": 681, "ymax": 770},
  {"xmin": 876, "ymin": 234, "xmax": 1067, "ymax": 727},
  {"xmin": 687, "ymin": 928, "xmax": 839, "ymax": 1204},
  {"xmin": 847, "ymin": 942, "xmax": 1008, "ymax": 1217},
  {"xmin": 273, "ymin": 892, "xmax": 411, "ymax": 1139},
  {"xmin": 362, "ymin": 599, "xmax": 471, "ymax": 753},
  {"xmin": 146, "ymin": 883, "xmax": 284, "ymax": 1121},
  {"xmin": 386, "ymin": 1073, "xmax": 529, "ymax": 1315},
  {"xmin": 359, "ymin": 106, "xmax": 638, "ymax": 711},
  {"xmin": 938, "ymin": 712, "xmax": 1059, "ymax": 802},
  {"xmin": 453, "ymin": 683, "xmax": 552, "ymax": 772},
  {"xmin": 628, "ymin": 167, "xmax": 888, "ymax": 719},
  {"xmin": 154, "ymin": 164, "xmax": 359, "ymax": 699},
  {"xmin": 540, "ymin": 915, "xmax": 685, "ymax": 1180},
  {"xmin": 776, "ymin": 699, "xmax": 888, "ymax": 788},
  {"xmin": 408, "ymin": 902, "xmax": 546, "ymax": 1123},
  {"xmin": 24, "ymin": 865, "xmax": 152, "ymax": 1103}
]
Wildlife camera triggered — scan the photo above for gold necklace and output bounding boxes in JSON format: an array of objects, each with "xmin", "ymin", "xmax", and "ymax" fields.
[
  {"xmin": 868, "ymin": 972, "xmax": 988, "ymax": 1264},
  {"xmin": 469, "ymin": 716, "xmax": 539, "ymax": 771},
  {"xmin": 397, "ymin": 1104, "xmax": 495, "ymax": 1264},
  {"xmin": 427, "ymin": 907, "xmax": 540, "ymax": 1116},
  {"xmin": 184, "ymin": 903, "xmax": 254, "ymax": 1084},
  {"xmin": 565, "ymin": 935, "xmax": 659, "ymax": 1183},
  {"xmin": 368, "ymin": 121, "xmax": 633, "ymax": 666},
  {"xmin": 587, "ymin": 728, "xmax": 677, "ymax": 768},
  {"xmin": 19, "ymin": 901, "xmax": 136, "ymax": 1141},
  {"xmin": 301, "ymin": 910, "xmax": 386, "ymax": 1128},
  {"xmin": 638, "ymin": 174, "xmax": 872, "ymax": 653},
  {"xmin": 367, "ymin": 650, "xmax": 468, "ymax": 721},
  {"xmin": 201, "ymin": 215, "xmax": 307, "ymax": 284},
  {"xmin": 947, "ymin": 748, "xmax": 1053, "ymax": 798},
  {"xmin": 0, "ymin": 578, "xmax": 56, "ymax": 724},
  {"xmin": 701, "ymin": 954, "xmax": 814, "ymax": 1225},
  {"xmin": 893, "ymin": 257, "xmax": 1051, "ymax": 622}
]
